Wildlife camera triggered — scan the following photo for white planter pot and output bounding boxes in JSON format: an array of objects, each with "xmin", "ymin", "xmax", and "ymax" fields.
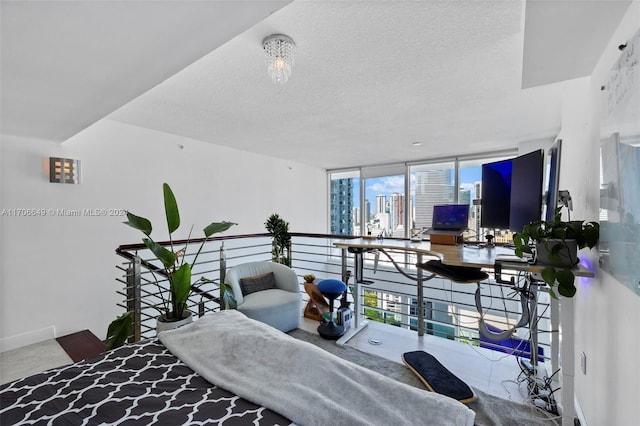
[
  {"xmin": 535, "ymin": 239, "xmax": 578, "ymax": 267},
  {"xmin": 156, "ymin": 311, "xmax": 193, "ymax": 335}
]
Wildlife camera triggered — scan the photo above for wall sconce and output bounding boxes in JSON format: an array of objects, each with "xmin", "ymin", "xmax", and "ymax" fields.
[{"xmin": 49, "ymin": 157, "xmax": 81, "ymax": 184}]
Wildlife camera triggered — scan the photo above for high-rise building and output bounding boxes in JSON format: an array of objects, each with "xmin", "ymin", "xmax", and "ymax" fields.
[
  {"xmin": 389, "ymin": 192, "xmax": 404, "ymax": 232},
  {"xmin": 364, "ymin": 200, "xmax": 371, "ymax": 224},
  {"xmin": 473, "ymin": 181, "xmax": 482, "ymax": 235},
  {"xmin": 330, "ymin": 178, "xmax": 354, "ymax": 235},
  {"xmin": 413, "ymin": 169, "xmax": 455, "ymax": 230},
  {"xmin": 458, "ymin": 188, "xmax": 472, "ymax": 230},
  {"xmin": 352, "ymin": 206, "xmax": 360, "ymax": 228},
  {"xmin": 375, "ymin": 194, "xmax": 386, "ymax": 215},
  {"xmin": 458, "ymin": 188, "xmax": 471, "ymax": 206}
]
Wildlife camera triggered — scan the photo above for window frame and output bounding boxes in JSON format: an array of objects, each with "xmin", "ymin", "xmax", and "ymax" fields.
[{"xmin": 328, "ymin": 149, "xmax": 518, "ymax": 240}]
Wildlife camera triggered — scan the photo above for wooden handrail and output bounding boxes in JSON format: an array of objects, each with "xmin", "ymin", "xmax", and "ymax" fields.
[{"xmin": 116, "ymin": 232, "xmax": 361, "ymax": 253}]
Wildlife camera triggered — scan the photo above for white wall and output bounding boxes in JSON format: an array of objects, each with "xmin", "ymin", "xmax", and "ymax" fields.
[
  {"xmin": 0, "ymin": 119, "xmax": 328, "ymax": 351},
  {"xmin": 559, "ymin": 2, "xmax": 640, "ymax": 425}
]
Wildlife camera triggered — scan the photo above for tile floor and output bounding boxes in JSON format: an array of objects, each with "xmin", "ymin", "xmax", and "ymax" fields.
[
  {"xmin": 301, "ymin": 316, "xmax": 536, "ymax": 404},
  {"xmin": 0, "ymin": 339, "xmax": 72, "ymax": 385}
]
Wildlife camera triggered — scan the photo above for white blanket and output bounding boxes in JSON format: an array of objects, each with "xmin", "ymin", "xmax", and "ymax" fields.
[{"xmin": 159, "ymin": 310, "xmax": 475, "ymax": 426}]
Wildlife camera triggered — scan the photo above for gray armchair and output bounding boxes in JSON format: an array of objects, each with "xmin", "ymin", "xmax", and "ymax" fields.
[{"xmin": 225, "ymin": 261, "xmax": 302, "ymax": 332}]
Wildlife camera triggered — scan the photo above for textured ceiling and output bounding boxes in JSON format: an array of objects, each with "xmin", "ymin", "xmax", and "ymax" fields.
[
  {"xmin": 1, "ymin": 1, "xmax": 631, "ymax": 170},
  {"xmin": 1, "ymin": 0, "xmax": 291, "ymax": 141},
  {"xmin": 523, "ymin": 0, "xmax": 632, "ymax": 88}
]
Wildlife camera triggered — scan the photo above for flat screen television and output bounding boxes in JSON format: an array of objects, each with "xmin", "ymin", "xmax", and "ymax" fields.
[
  {"xmin": 480, "ymin": 158, "xmax": 512, "ymax": 229},
  {"xmin": 480, "ymin": 149, "xmax": 544, "ymax": 232}
]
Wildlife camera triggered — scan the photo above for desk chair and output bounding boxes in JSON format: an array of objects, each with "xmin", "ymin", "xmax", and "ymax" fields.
[{"xmin": 416, "ymin": 259, "xmax": 489, "ymax": 283}]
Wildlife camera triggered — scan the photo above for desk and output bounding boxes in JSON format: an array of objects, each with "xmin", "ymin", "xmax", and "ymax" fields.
[
  {"xmin": 334, "ymin": 238, "xmax": 596, "ymax": 273},
  {"xmin": 334, "ymin": 238, "xmax": 515, "ymax": 268},
  {"xmin": 333, "ymin": 238, "xmax": 594, "ymax": 358},
  {"xmin": 335, "ymin": 239, "xmax": 506, "ymax": 338}
]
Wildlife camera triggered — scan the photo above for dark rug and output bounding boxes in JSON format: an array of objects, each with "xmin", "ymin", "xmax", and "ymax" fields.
[{"xmin": 289, "ymin": 329, "xmax": 560, "ymax": 426}]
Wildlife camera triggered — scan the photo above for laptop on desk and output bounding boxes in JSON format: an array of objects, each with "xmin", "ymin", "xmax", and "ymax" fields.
[{"xmin": 428, "ymin": 205, "xmax": 469, "ymax": 244}]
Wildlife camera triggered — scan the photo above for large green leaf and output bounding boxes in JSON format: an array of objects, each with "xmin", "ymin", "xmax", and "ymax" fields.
[
  {"xmin": 124, "ymin": 212, "xmax": 152, "ymax": 236},
  {"xmin": 550, "ymin": 228, "xmax": 567, "ymax": 240},
  {"xmin": 105, "ymin": 311, "xmax": 133, "ymax": 351},
  {"xmin": 143, "ymin": 238, "xmax": 176, "ymax": 269},
  {"xmin": 512, "ymin": 233, "xmax": 532, "ymax": 258},
  {"xmin": 220, "ymin": 283, "xmax": 237, "ymax": 310},
  {"xmin": 540, "ymin": 267, "xmax": 556, "ymax": 287},
  {"xmin": 583, "ymin": 224, "xmax": 599, "ymax": 249},
  {"xmin": 163, "ymin": 183, "xmax": 180, "ymax": 235},
  {"xmin": 172, "ymin": 263, "xmax": 192, "ymax": 306},
  {"xmin": 556, "ymin": 269, "xmax": 577, "ymax": 297},
  {"xmin": 203, "ymin": 221, "xmax": 237, "ymax": 237}
]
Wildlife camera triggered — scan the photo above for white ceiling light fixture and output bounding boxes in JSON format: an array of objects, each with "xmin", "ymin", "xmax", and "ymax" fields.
[{"xmin": 263, "ymin": 34, "xmax": 296, "ymax": 84}]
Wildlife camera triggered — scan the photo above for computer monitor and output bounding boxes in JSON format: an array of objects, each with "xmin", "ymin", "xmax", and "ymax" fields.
[
  {"xmin": 510, "ymin": 149, "xmax": 544, "ymax": 232},
  {"xmin": 431, "ymin": 204, "xmax": 469, "ymax": 231},
  {"xmin": 480, "ymin": 149, "xmax": 544, "ymax": 232},
  {"xmin": 481, "ymin": 158, "xmax": 512, "ymax": 229}
]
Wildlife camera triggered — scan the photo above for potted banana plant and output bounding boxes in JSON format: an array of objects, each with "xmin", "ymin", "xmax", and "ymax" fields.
[{"xmin": 106, "ymin": 183, "xmax": 236, "ymax": 349}]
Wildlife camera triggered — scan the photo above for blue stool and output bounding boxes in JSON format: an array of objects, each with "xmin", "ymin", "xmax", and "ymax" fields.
[{"xmin": 316, "ymin": 279, "xmax": 347, "ymax": 340}]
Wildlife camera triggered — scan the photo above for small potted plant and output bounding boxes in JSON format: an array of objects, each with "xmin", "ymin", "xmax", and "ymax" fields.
[
  {"xmin": 513, "ymin": 206, "xmax": 599, "ymax": 298},
  {"xmin": 265, "ymin": 213, "xmax": 291, "ymax": 266},
  {"xmin": 303, "ymin": 274, "xmax": 316, "ymax": 283}
]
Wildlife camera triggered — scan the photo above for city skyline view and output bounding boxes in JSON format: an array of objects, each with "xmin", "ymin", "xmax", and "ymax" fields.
[{"xmin": 353, "ymin": 167, "xmax": 483, "ymax": 212}]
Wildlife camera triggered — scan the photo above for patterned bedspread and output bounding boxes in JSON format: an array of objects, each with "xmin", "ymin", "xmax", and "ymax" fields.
[{"xmin": 0, "ymin": 339, "xmax": 291, "ymax": 425}]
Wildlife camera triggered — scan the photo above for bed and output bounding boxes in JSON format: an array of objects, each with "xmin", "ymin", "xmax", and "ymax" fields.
[{"xmin": 1, "ymin": 311, "xmax": 475, "ymax": 425}]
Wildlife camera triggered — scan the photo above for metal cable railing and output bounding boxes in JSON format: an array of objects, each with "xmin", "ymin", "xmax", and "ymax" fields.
[{"xmin": 115, "ymin": 233, "xmax": 552, "ymax": 363}]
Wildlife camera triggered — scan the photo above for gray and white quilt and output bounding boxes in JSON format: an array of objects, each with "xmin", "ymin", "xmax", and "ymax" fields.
[
  {"xmin": 159, "ymin": 310, "xmax": 475, "ymax": 426},
  {"xmin": 1, "ymin": 311, "xmax": 475, "ymax": 425}
]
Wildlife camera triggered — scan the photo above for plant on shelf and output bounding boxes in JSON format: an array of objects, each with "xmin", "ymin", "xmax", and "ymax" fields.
[
  {"xmin": 265, "ymin": 213, "xmax": 291, "ymax": 266},
  {"xmin": 513, "ymin": 206, "xmax": 599, "ymax": 298},
  {"xmin": 105, "ymin": 183, "xmax": 236, "ymax": 350}
]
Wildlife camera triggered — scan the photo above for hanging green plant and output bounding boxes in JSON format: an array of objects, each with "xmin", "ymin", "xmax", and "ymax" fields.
[{"xmin": 513, "ymin": 206, "xmax": 599, "ymax": 298}]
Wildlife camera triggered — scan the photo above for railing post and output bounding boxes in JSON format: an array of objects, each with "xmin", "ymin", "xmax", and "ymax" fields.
[
  {"xmin": 126, "ymin": 255, "xmax": 142, "ymax": 342},
  {"xmin": 219, "ymin": 243, "xmax": 227, "ymax": 310},
  {"xmin": 416, "ymin": 253, "xmax": 424, "ymax": 336},
  {"xmin": 343, "ymin": 247, "xmax": 361, "ymax": 328},
  {"xmin": 529, "ymin": 279, "xmax": 539, "ymax": 371}
]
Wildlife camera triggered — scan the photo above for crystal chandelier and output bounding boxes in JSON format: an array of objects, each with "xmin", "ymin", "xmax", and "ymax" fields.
[{"xmin": 263, "ymin": 34, "xmax": 296, "ymax": 84}]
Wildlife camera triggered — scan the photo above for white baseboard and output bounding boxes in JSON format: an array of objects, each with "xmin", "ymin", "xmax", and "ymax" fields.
[
  {"xmin": 574, "ymin": 394, "xmax": 588, "ymax": 426},
  {"xmin": 0, "ymin": 326, "xmax": 56, "ymax": 353}
]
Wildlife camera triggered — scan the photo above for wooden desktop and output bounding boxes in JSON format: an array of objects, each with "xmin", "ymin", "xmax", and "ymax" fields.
[{"xmin": 333, "ymin": 237, "xmax": 594, "ymax": 275}]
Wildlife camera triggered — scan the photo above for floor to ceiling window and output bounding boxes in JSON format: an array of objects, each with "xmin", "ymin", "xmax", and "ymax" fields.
[
  {"xmin": 361, "ymin": 164, "xmax": 406, "ymax": 238},
  {"xmin": 328, "ymin": 151, "xmax": 517, "ymax": 242},
  {"xmin": 459, "ymin": 156, "xmax": 514, "ymax": 243},
  {"xmin": 409, "ymin": 161, "xmax": 456, "ymax": 235},
  {"xmin": 329, "ymin": 170, "xmax": 360, "ymax": 235}
]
